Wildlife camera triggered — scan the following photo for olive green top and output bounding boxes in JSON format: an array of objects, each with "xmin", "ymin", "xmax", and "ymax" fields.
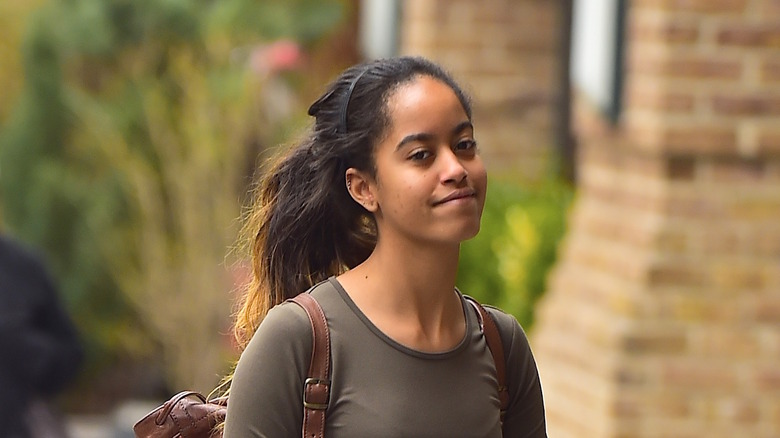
[{"xmin": 224, "ymin": 278, "xmax": 546, "ymax": 437}]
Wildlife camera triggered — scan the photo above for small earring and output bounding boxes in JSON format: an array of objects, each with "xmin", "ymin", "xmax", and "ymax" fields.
[{"xmin": 346, "ymin": 180, "xmax": 352, "ymax": 191}]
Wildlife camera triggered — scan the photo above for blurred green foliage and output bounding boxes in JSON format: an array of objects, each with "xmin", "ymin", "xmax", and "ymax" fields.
[
  {"xmin": 0, "ymin": 4, "xmax": 140, "ymax": 371},
  {"xmin": 0, "ymin": 2, "xmax": 46, "ymax": 122},
  {"xmin": 0, "ymin": 0, "xmax": 346, "ymax": 395},
  {"xmin": 457, "ymin": 177, "xmax": 573, "ymax": 330}
]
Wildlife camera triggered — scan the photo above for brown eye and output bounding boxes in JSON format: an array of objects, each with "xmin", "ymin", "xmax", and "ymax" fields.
[
  {"xmin": 409, "ymin": 150, "xmax": 432, "ymax": 161},
  {"xmin": 455, "ymin": 139, "xmax": 477, "ymax": 152}
]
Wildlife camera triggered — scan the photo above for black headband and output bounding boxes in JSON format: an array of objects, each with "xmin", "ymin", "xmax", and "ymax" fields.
[{"xmin": 337, "ymin": 67, "xmax": 370, "ymax": 134}]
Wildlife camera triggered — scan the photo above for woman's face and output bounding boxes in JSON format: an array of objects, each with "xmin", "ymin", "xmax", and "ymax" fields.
[{"xmin": 365, "ymin": 75, "xmax": 488, "ymax": 246}]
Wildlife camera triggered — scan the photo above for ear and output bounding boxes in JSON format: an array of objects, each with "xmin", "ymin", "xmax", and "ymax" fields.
[{"xmin": 345, "ymin": 168, "xmax": 378, "ymax": 213}]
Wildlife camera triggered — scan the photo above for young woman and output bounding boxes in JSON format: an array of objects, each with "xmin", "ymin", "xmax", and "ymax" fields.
[{"xmin": 223, "ymin": 56, "xmax": 546, "ymax": 437}]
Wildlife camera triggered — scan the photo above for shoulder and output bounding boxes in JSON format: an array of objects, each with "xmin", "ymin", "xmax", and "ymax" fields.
[
  {"xmin": 482, "ymin": 305, "xmax": 527, "ymax": 347},
  {"xmin": 226, "ymin": 291, "xmax": 323, "ymax": 437},
  {"xmin": 230, "ymin": 292, "xmax": 318, "ymax": 403},
  {"xmin": 462, "ymin": 296, "xmax": 529, "ymax": 353},
  {"xmin": 263, "ymin": 298, "xmax": 311, "ymax": 331},
  {"xmin": 240, "ymin": 279, "xmax": 337, "ymax": 362},
  {"xmin": 244, "ymin": 297, "xmax": 311, "ymax": 356}
]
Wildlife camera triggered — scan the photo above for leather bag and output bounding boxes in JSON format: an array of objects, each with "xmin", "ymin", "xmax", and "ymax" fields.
[
  {"xmin": 133, "ymin": 293, "xmax": 330, "ymax": 438},
  {"xmin": 132, "ymin": 391, "xmax": 226, "ymax": 438}
]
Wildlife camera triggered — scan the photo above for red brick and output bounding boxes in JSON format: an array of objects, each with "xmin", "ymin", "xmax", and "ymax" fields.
[
  {"xmin": 712, "ymin": 94, "xmax": 780, "ymax": 116},
  {"xmin": 633, "ymin": 0, "xmax": 749, "ymax": 14},
  {"xmin": 751, "ymin": 299, "xmax": 780, "ymax": 323},
  {"xmin": 717, "ymin": 23, "xmax": 780, "ymax": 47},
  {"xmin": 711, "ymin": 263, "xmax": 767, "ymax": 291},
  {"xmin": 698, "ymin": 226, "xmax": 741, "ymax": 253},
  {"xmin": 666, "ymin": 156, "xmax": 697, "ymax": 179},
  {"xmin": 761, "ymin": 59, "xmax": 780, "ymax": 83},
  {"xmin": 665, "ymin": 196, "xmax": 726, "ymax": 219},
  {"xmin": 647, "ymin": 262, "xmax": 705, "ymax": 287},
  {"xmin": 509, "ymin": 2, "xmax": 559, "ymax": 29},
  {"xmin": 663, "ymin": 295, "xmax": 741, "ymax": 321},
  {"xmin": 630, "ymin": 53, "xmax": 742, "ymax": 80},
  {"xmin": 689, "ymin": 327, "xmax": 761, "ymax": 357},
  {"xmin": 627, "ymin": 87, "xmax": 696, "ymax": 112},
  {"xmin": 402, "ymin": 0, "xmax": 436, "ymax": 21},
  {"xmin": 663, "ymin": 361, "xmax": 738, "ymax": 390},
  {"xmin": 751, "ymin": 229, "xmax": 780, "ymax": 257},
  {"xmin": 645, "ymin": 393, "xmax": 692, "ymax": 417},
  {"xmin": 622, "ymin": 330, "xmax": 688, "ymax": 354},
  {"xmin": 759, "ymin": 0, "xmax": 780, "ymax": 16},
  {"xmin": 656, "ymin": 228, "xmax": 689, "ymax": 252},
  {"xmin": 611, "ymin": 395, "xmax": 642, "ymax": 417},
  {"xmin": 714, "ymin": 398, "xmax": 761, "ymax": 423},
  {"xmin": 754, "ymin": 366, "xmax": 780, "ymax": 390},
  {"xmin": 728, "ymin": 198, "xmax": 780, "ymax": 221},
  {"xmin": 630, "ymin": 17, "xmax": 700, "ymax": 44},
  {"xmin": 705, "ymin": 158, "xmax": 766, "ymax": 182},
  {"xmin": 579, "ymin": 141, "xmax": 667, "ymax": 178},
  {"xmin": 506, "ymin": 31, "xmax": 560, "ymax": 52},
  {"xmin": 758, "ymin": 129, "xmax": 780, "ymax": 155},
  {"xmin": 470, "ymin": 0, "xmax": 514, "ymax": 24},
  {"xmin": 661, "ymin": 124, "xmax": 738, "ymax": 154}
]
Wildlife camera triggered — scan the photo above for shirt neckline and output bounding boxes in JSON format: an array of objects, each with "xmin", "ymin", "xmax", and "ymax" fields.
[{"xmin": 326, "ymin": 276, "xmax": 474, "ymax": 360}]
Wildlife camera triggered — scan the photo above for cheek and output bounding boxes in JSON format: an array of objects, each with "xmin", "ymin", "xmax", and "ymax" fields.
[
  {"xmin": 470, "ymin": 161, "xmax": 488, "ymax": 192},
  {"xmin": 378, "ymin": 173, "xmax": 415, "ymax": 213},
  {"xmin": 394, "ymin": 191, "xmax": 404, "ymax": 212},
  {"xmin": 397, "ymin": 171, "xmax": 426, "ymax": 196}
]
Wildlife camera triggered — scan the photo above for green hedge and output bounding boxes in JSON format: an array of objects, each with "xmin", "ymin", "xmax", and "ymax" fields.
[{"xmin": 457, "ymin": 178, "xmax": 573, "ymax": 330}]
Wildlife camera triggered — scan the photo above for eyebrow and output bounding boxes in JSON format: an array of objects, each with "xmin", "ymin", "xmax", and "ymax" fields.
[{"xmin": 395, "ymin": 120, "xmax": 474, "ymax": 151}]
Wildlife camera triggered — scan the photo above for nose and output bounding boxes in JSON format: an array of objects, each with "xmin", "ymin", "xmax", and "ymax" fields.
[{"xmin": 440, "ymin": 149, "xmax": 468, "ymax": 184}]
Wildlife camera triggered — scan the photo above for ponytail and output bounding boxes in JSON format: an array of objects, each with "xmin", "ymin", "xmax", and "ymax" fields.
[{"xmin": 232, "ymin": 134, "xmax": 376, "ymax": 349}]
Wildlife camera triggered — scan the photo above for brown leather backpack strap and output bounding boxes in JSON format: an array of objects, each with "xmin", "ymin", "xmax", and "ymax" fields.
[
  {"xmin": 465, "ymin": 297, "xmax": 509, "ymax": 422},
  {"xmin": 290, "ymin": 293, "xmax": 331, "ymax": 438}
]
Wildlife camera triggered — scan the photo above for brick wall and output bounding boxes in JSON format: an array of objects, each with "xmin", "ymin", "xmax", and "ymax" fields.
[
  {"xmin": 398, "ymin": 0, "xmax": 564, "ymax": 181},
  {"xmin": 531, "ymin": 1, "xmax": 780, "ymax": 437}
]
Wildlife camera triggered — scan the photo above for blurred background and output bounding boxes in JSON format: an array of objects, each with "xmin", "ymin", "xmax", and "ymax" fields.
[{"xmin": 0, "ymin": 0, "xmax": 778, "ymax": 437}]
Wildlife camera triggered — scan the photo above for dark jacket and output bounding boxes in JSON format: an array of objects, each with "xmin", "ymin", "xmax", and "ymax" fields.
[{"xmin": 0, "ymin": 235, "xmax": 84, "ymax": 437}]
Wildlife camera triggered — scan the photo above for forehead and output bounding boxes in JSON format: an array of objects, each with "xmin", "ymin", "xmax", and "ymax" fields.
[{"xmin": 384, "ymin": 76, "xmax": 469, "ymax": 134}]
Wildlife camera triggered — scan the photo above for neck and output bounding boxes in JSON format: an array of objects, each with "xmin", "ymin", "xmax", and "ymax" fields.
[
  {"xmin": 363, "ymin": 236, "xmax": 460, "ymax": 307},
  {"xmin": 337, "ymin": 234, "xmax": 465, "ymax": 350}
]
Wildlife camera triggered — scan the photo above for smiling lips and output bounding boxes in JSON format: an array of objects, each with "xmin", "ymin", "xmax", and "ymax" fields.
[{"xmin": 433, "ymin": 187, "xmax": 477, "ymax": 206}]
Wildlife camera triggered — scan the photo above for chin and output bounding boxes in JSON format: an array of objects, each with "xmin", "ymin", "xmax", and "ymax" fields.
[
  {"xmin": 460, "ymin": 225, "xmax": 481, "ymax": 242},
  {"xmin": 451, "ymin": 220, "xmax": 482, "ymax": 242}
]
